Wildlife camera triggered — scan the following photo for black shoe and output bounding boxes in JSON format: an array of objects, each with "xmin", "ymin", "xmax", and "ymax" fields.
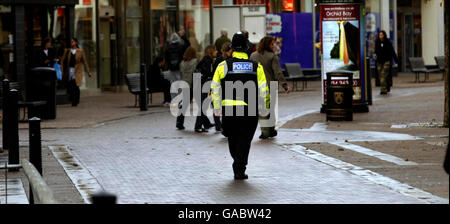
[
  {"xmin": 176, "ymin": 125, "xmax": 185, "ymax": 130},
  {"xmin": 270, "ymin": 130, "xmax": 278, "ymax": 138},
  {"xmin": 195, "ymin": 128, "xmax": 206, "ymax": 133},
  {"xmin": 259, "ymin": 134, "xmax": 269, "ymax": 139},
  {"xmin": 204, "ymin": 123, "xmax": 215, "ymax": 130},
  {"xmin": 234, "ymin": 174, "xmax": 249, "ymax": 180},
  {"xmin": 215, "ymin": 127, "xmax": 223, "ymax": 132}
]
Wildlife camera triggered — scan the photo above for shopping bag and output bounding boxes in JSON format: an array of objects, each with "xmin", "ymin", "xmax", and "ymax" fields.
[{"xmin": 53, "ymin": 63, "xmax": 62, "ymax": 81}]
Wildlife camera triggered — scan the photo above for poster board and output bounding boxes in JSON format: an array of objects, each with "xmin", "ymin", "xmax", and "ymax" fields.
[
  {"xmin": 320, "ymin": 1, "xmax": 368, "ymax": 111},
  {"xmin": 213, "ymin": 6, "xmax": 241, "ymax": 42}
]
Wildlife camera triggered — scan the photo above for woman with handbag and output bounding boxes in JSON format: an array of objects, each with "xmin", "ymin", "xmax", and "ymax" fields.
[
  {"xmin": 250, "ymin": 36, "xmax": 290, "ymax": 139},
  {"xmin": 61, "ymin": 37, "xmax": 92, "ymax": 107}
]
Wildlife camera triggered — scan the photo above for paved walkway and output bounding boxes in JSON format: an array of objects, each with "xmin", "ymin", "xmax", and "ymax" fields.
[{"xmin": 0, "ymin": 72, "xmax": 447, "ymax": 204}]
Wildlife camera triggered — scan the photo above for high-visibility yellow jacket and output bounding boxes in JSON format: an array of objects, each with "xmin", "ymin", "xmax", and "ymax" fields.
[{"xmin": 211, "ymin": 51, "xmax": 270, "ymax": 111}]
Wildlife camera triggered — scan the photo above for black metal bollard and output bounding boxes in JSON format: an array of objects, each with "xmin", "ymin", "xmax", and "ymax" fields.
[
  {"xmin": 366, "ymin": 57, "xmax": 373, "ymax": 105},
  {"xmin": 8, "ymin": 89, "xmax": 20, "ymax": 168},
  {"xmin": 2, "ymin": 78, "xmax": 10, "ymax": 151},
  {"xmin": 139, "ymin": 64, "xmax": 148, "ymax": 111},
  {"xmin": 29, "ymin": 117, "xmax": 42, "ymax": 175},
  {"xmin": 28, "ymin": 117, "xmax": 42, "ymax": 204},
  {"xmin": 91, "ymin": 191, "xmax": 117, "ymax": 204}
]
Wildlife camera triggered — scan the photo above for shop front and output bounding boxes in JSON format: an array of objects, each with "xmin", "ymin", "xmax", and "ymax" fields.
[{"xmin": 0, "ymin": 0, "xmax": 77, "ymax": 102}]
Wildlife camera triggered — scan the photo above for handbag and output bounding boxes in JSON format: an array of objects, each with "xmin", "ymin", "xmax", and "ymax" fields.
[{"xmin": 53, "ymin": 62, "xmax": 62, "ymax": 81}]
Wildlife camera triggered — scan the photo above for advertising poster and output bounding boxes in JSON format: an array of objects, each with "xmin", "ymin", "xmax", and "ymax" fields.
[
  {"xmin": 320, "ymin": 2, "xmax": 367, "ymax": 108},
  {"xmin": 266, "ymin": 13, "xmax": 314, "ymax": 69}
]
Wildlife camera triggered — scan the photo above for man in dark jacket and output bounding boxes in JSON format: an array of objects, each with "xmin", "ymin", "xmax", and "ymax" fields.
[
  {"xmin": 214, "ymin": 29, "xmax": 231, "ymax": 58},
  {"xmin": 375, "ymin": 30, "xmax": 398, "ymax": 95},
  {"xmin": 241, "ymin": 30, "xmax": 255, "ymax": 58},
  {"xmin": 148, "ymin": 56, "xmax": 171, "ymax": 105}
]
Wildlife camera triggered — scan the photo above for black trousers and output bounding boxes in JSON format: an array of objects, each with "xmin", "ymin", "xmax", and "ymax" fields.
[
  {"xmin": 194, "ymin": 92, "xmax": 212, "ymax": 129},
  {"xmin": 222, "ymin": 112, "xmax": 258, "ymax": 175},
  {"xmin": 67, "ymin": 79, "xmax": 80, "ymax": 106},
  {"xmin": 176, "ymin": 88, "xmax": 193, "ymax": 127},
  {"xmin": 149, "ymin": 79, "xmax": 172, "ymax": 103}
]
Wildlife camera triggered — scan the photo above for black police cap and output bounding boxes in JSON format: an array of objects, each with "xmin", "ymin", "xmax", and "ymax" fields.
[{"xmin": 230, "ymin": 32, "xmax": 249, "ymax": 52}]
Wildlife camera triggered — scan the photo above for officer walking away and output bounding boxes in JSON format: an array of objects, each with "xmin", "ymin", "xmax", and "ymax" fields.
[{"xmin": 211, "ymin": 32, "xmax": 270, "ymax": 180}]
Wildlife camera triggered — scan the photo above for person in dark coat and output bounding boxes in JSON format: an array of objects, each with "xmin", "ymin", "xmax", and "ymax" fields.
[
  {"xmin": 33, "ymin": 37, "xmax": 57, "ymax": 68},
  {"xmin": 241, "ymin": 30, "xmax": 255, "ymax": 58},
  {"xmin": 148, "ymin": 56, "xmax": 171, "ymax": 105},
  {"xmin": 375, "ymin": 30, "xmax": 398, "ymax": 95},
  {"xmin": 194, "ymin": 45, "xmax": 217, "ymax": 132}
]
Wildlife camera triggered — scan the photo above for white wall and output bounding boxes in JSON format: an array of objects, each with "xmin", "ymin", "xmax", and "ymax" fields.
[{"xmin": 421, "ymin": 0, "xmax": 445, "ymax": 65}]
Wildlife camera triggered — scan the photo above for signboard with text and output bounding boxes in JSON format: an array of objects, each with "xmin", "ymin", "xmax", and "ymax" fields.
[{"xmin": 320, "ymin": 2, "xmax": 367, "ymax": 110}]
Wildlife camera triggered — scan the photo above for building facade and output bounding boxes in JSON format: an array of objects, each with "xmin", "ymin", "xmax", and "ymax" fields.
[{"xmin": 0, "ymin": 0, "xmax": 445, "ymax": 96}]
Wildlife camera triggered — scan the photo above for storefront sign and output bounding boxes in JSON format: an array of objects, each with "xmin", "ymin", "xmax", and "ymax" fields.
[
  {"xmin": 235, "ymin": 0, "xmax": 266, "ymax": 5},
  {"xmin": 320, "ymin": 3, "xmax": 367, "ymax": 107},
  {"xmin": 282, "ymin": 0, "xmax": 294, "ymax": 11},
  {"xmin": 266, "ymin": 14, "xmax": 282, "ymax": 34}
]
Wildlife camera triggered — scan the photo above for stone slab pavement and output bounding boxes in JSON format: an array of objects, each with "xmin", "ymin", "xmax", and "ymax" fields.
[{"xmin": 0, "ymin": 72, "xmax": 447, "ymax": 204}]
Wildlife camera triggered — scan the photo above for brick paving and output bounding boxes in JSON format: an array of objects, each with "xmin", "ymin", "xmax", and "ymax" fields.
[{"xmin": 0, "ymin": 72, "xmax": 447, "ymax": 204}]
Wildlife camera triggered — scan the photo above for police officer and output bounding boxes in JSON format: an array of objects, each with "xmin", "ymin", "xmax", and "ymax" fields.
[{"xmin": 211, "ymin": 32, "xmax": 270, "ymax": 180}]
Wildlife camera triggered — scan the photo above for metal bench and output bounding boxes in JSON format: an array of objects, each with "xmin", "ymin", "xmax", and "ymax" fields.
[
  {"xmin": 284, "ymin": 63, "xmax": 321, "ymax": 91},
  {"xmin": 124, "ymin": 73, "xmax": 170, "ymax": 107},
  {"xmin": 408, "ymin": 57, "xmax": 441, "ymax": 83},
  {"xmin": 434, "ymin": 56, "xmax": 445, "ymax": 80}
]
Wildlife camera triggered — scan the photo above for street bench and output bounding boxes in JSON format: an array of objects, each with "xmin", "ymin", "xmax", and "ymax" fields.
[
  {"xmin": 434, "ymin": 56, "xmax": 445, "ymax": 80},
  {"xmin": 125, "ymin": 73, "xmax": 165, "ymax": 107},
  {"xmin": 408, "ymin": 57, "xmax": 441, "ymax": 83},
  {"xmin": 284, "ymin": 63, "xmax": 321, "ymax": 91},
  {"xmin": 125, "ymin": 73, "xmax": 150, "ymax": 107}
]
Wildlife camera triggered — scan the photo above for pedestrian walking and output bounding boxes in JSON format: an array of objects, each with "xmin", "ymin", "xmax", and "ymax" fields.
[
  {"xmin": 194, "ymin": 45, "xmax": 217, "ymax": 132},
  {"xmin": 211, "ymin": 42, "xmax": 232, "ymax": 135},
  {"xmin": 148, "ymin": 56, "xmax": 171, "ymax": 106},
  {"xmin": 165, "ymin": 33, "xmax": 185, "ymax": 88},
  {"xmin": 177, "ymin": 47, "xmax": 198, "ymax": 130},
  {"xmin": 241, "ymin": 30, "xmax": 255, "ymax": 58},
  {"xmin": 33, "ymin": 37, "xmax": 57, "ymax": 68},
  {"xmin": 214, "ymin": 29, "xmax": 231, "ymax": 58},
  {"xmin": 60, "ymin": 37, "xmax": 92, "ymax": 107},
  {"xmin": 375, "ymin": 30, "xmax": 398, "ymax": 95},
  {"xmin": 211, "ymin": 32, "xmax": 270, "ymax": 180},
  {"xmin": 250, "ymin": 36, "xmax": 290, "ymax": 139},
  {"xmin": 213, "ymin": 41, "xmax": 232, "ymax": 72}
]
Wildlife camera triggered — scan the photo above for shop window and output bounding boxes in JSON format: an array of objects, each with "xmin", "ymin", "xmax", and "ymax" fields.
[
  {"xmin": 151, "ymin": 0, "xmax": 178, "ymax": 61},
  {"xmin": 126, "ymin": 0, "xmax": 142, "ymax": 74},
  {"xmin": 0, "ymin": 5, "xmax": 13, "ymax": 80},
  {"xmin": 179, "ymin": 0, "xmax": 211, "ymax": 54},
  {"xmin": 75, "ymin": 0, "xmax": 98, "ymax": 88}
]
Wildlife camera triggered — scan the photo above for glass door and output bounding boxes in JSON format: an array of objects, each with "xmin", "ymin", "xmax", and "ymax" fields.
[
  {"xmin": 98, "ymin": 0, "xmax": 118, "ymax": 91},
  {"xmin": 401, "ymin": 13, "xmax": 414, "ymax": 72}
]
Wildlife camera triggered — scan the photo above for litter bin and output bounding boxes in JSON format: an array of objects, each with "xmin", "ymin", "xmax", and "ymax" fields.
[
  {"xmin": 326, "ymin": 71, "xmax": 353, "ymax": 121},
  {"xmin": 28, "ymin": 67, "xmax": 57, "ymax": 119}
]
